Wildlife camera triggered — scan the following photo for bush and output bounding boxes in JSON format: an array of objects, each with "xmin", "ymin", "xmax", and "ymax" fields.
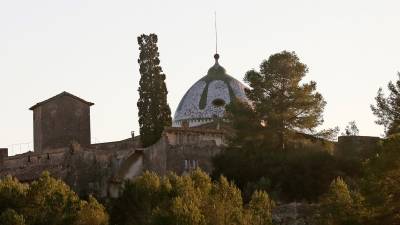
[
  {"xmin": 0, "ymin": 172, "xmax": 109, "ymax": 225},
  {"xmin": 213, "ymin": 145, "xmax": 360, "ymax": 202},
  {"xmin": 110, "ymin": 169, "xmax": 274, "ymax": 225}
]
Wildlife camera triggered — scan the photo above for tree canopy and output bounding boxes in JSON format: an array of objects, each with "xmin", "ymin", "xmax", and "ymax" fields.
[
  {"xmin": 0, "ymin": 172, "xmax": 108, "ymax": 225},
  {"xmin": 371, "ymin": 72, "xmax": 400, "ymax": 136},
  {"xmin": 341, "ymin": 121, "xmax": 360, "ymax": 136},
  {"xmin": 243, "ymin": 51, "xmax": 326, "ymax": 150},
  {"xmin": 110, "ymin": 169, "xmax": 274, "ymax": 225}
]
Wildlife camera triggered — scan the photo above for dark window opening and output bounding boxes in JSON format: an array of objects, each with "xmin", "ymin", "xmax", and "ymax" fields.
[{"xmin": 212, "ymin": 98, "xmax": 225, "ymax": 107}]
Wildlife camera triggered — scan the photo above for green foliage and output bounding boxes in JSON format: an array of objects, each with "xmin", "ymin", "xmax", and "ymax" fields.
[
  {"xmin": 109, "ymin": 171, "xmax": 172, "ymax": 225},
  {"xmin": 341, "ymin": 121, "xmax": 360, "ymax": 136},
  {"xmin": 109, "ymin": 169, "xmax": 274, "ymax": 225},
  {"xmin": 244, "ymin": 51, "xmax": 326, "ymax": 150},
  {"xmin": 316, "ymin": 177, "xmax": 367, "ymax": 225},
  {"xmin": 224, "ymin": 99, "xmax": 271, "ymax": 149},
  {"xmin": 0, "ymin": 175, "xmax": 28, "ymax": 214},
  {"xmin": 75, "ymin": 196, "xmax": 109, "ymax": 225},
  {"xmin": 23, "ymin": 171, "xmax": 81, "ymax": 225},
  {"xmin": 361, "ymin": 135, "xmax": 400, "ymax": 224},
  {"xmin": 137, "ymin": 33, "xmax": 172, "ymax": 147},
  {"xmin": 0, "ymin": 209, "xmax": 26, "ymax": 225},
  {"xmin": 213, "ymin": 51, "xmax": 355, "ymax": 202},
  {"xmin": 371, "ymin": 72, "xmax": 400, "ymax": 136},
  {"xmin": 313, "ymin": 129, "xmax": 400, "ymax": 225},
  {"xmin": 213, "ymin": 144, "xmax": 358, "ymax": 202},
  {"xmin": 246, "ymin": 191, "xmax": 274, "ymax": 225},
  {"xmin": 0, "ymin": 172, "xmax": 109, "ymax": 225},
  {"xmin": 206, "ymin": 176, "xmax": 244, "ymax": 225}
]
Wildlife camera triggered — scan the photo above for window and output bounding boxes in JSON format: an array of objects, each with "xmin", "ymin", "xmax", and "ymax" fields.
[
  {"xmin": 184, "ymin": 159, "xmax": 199, "ymax": 171},
  {"xmin": 212, "ymin": 98, "xmax": 225, "ymax": 107}
]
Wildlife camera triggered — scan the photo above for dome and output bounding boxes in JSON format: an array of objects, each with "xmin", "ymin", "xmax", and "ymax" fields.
[{"xmin": 173, "ymin": 54, "xmax": 250, "ymax": 127}]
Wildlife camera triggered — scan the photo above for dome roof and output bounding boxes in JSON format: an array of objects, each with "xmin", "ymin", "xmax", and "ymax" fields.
[{"xmin": 173, "ymin": 54, "xmax": 249, "ymax": 127}]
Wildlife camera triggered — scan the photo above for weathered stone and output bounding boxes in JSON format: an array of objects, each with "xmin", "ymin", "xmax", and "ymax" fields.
[
  {"xmin": 30, "ymin": 92, "xmax": 93, "ymax": 152},
  {"xmin": 273, "ymin": 203, "xmax": 318, "ymax": 225}
]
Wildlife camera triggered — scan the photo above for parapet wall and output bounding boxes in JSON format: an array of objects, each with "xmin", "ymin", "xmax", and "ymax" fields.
[
  {"xmin": 0, "ymin": 139, "xmax": 137, "ymax": 197},
  {"xmin": 164, "ymin": 127, "xmax": 226, "ymax": 146},
  {"xmin": 0, "ymin": 148, "xmax": 67, "ymax": 181}
]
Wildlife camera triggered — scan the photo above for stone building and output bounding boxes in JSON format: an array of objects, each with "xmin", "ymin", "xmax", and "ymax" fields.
[
  {"xmin": 29, "ymin": 91, "xmax": 93, "ymax": 152},
  {"xmin": 0, "ymin": 54, "xmax": 381, "ymax": 201}
]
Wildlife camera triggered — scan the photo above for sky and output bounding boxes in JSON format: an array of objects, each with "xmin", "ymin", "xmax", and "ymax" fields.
[{"xmin": 1, "ymin": 0, "xmax": 399, "ymax": 155}]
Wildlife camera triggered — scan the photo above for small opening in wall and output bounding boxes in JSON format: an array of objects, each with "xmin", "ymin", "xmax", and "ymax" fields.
[{"xmin": 212, "ymin": 98, "xmax": 225, "ymax": 107}]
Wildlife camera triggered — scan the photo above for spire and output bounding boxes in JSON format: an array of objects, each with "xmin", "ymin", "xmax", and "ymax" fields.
[
  {"xmin": 214, "ymin": 11, "xmax": 218, "ymax": 55},
  {"xmin": 214, "ymin": 11, "xmax": 220, "ymax": 65}
]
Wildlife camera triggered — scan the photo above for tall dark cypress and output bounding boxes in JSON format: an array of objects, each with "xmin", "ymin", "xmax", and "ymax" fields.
[{"xmin": 137, "ymin": 34, "xmax": 172, "ymax": 147}]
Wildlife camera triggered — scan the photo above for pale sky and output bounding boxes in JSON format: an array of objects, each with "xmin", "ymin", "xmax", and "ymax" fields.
[{"xmin": 1, "ymin": 0, "xmax": 399, "ymax": 155}]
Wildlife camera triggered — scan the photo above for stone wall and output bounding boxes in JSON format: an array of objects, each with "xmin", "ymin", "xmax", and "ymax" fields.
[
  {"xmin": 0, "ymin": 127, "xmax": 226, "ymax": 198},
  {"xmin": 142, "ymin": 135, "xmax": 168, "ymax": 176},
  {"xmin": 167, "ymin": 141, "xmax": 221, "ymax": 175},
  {"xmin": 0, "ymin": 140, "xmax": 136, "ymax": 198},
  {"xmin": 273, "ymin": 203, "xmax": 318, "ymax": 225},
  {"xmin": 164, "ymin": 127, "xmax": 226, "ymax": 146},
  {"xmin": 0, "ymin": 148, "xmax": 8, "ymax": 166},
  {"xmin": 31, "ymin": 94, "xmax": 92, "ymax": 152},
  {"xmin": 336, "ymin": 136, "xmax": 381, "ymax": 158}
]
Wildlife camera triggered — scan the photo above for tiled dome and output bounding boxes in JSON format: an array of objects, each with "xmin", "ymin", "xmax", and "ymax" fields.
[{"xmin": 173, "ymin": 54, "xmax": 249, "ymax": 127}]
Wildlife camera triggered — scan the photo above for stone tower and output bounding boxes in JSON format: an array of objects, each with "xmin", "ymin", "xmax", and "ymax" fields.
[{"xmin": 29, "ymin": 92, "xmax": 94, "ymax": 152}]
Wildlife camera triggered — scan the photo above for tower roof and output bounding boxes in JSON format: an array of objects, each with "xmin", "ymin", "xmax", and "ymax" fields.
[
  {"xmin": 173, "ymin": 54, "xmax": 249, "ymax": 127},
  {"xmin": 29, "ymin": 91, "xmax": 94, "ymax": 110}
]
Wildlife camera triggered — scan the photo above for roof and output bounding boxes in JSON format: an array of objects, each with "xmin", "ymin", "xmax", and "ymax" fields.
[
  {"xmin": 29, "ymin": 91, "xmax": 94, "ymax": 110},
  {"xmin": 173, "ymin": 54, "xmax": 250, "ymax": 125}
]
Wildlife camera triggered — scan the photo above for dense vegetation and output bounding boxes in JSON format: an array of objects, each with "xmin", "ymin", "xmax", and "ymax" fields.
[
  {"xmin": 109, "ymin": 170, "xmax": 274, "ymax": 225},
  {"xmin": 212, "ymin": 51, "xmax": 400, "ymax": 224},
  {"xmin": 371, "ymin": 72, "xmax": 400, "ymax": 136},
  {"xmin": 137, "ymin": 33, "xmax": 172, "ymax": 147},
  {"xmin": 0, "ymin": 172, "xmax": 108, "ymax": 225},
  {"xmin": 213, "ymin": 51, "xmax": 352, "ymax": 201},
  {"xmin": 213, "ymin": 144, "xmax": 362, "ymax": 202}
]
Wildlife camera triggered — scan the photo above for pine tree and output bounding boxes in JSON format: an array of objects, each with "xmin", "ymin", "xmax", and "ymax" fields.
[
  {"xmin": 371, "ymin": 72, "xmax": 400, "ymax": 136},
  {"xmin": 244, "ymin": 51, "xmax": 326, "ymax": 150},
  {"xmin": 317, "ymin": 177, "xmax": 366, "ymax": 225},
  {"xmin": 341, "ymin": 121, "xmax": 360, "ymax": 136},
  {"xmin": 246, "ymin": 190, "xmax": 274, "ymax": 225},
  {"xmin": 0, "ymin": 209, "xmax": 25, "ymax": 225},
  {"xmin": 137, "ymin": 34, "xmax": 172, "ymax": 147}
]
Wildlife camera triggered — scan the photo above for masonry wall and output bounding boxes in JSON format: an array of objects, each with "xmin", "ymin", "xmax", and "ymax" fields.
[
  {"xmin": 167, "ymin": 141, "xmax": 221, "ymax": 175},
  {"xmin": 163, "ymin": 127, "xmax": 225, "ymax": 175},
  {"xmin": 0, "ymin": 148, "xmax": 8, "ymax": 166},
  {"xmin": 336, "ymin": 136, "xmax": 381, "ymax": 158},
  {"xmin": 33, "ymin": 96, "xmax": 91, "ymax": 152},
  {"xmin": 142, "ymin": 135, "xmax": 168, "ymax": 175},
  {"xmin": 165, "ymin": 127, "xmax": 226, "ymax": 146},
  {"xmin": 0, "ymin": 139, "xmax": 137, "ymax": 198}
]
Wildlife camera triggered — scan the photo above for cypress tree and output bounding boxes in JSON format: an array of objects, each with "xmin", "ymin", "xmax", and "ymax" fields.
[{"xmin": 137, "ymin": 34, "xmax": 172, "ymax": 147}]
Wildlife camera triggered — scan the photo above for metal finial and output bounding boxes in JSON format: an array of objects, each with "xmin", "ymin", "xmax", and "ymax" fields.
[{"xmin": 214, "ymin": 53, "xmax": 220, "ymax": 63}]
